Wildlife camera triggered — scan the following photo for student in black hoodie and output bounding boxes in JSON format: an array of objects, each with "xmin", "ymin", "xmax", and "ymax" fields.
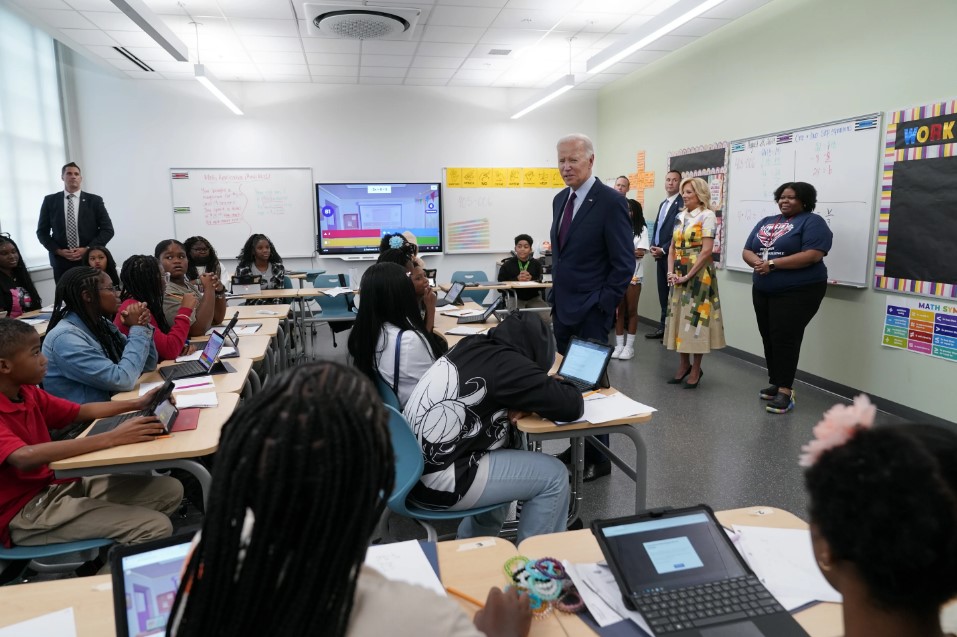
[{"xmin": 403, "ymin": 312, "xmax": 583, "ymax": 543}]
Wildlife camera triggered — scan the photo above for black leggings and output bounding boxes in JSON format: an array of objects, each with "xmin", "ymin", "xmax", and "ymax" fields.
[{"xmin": 752, "ymin": 281, "xmax": 826, "ymax": 389}]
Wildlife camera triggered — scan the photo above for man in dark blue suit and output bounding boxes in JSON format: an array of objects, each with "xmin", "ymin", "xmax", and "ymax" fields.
[
  {"xmin": 645, "ymin": 170, "xmax": 684, "ymax": 340},
  {"xmin": 36, "ymin": 162, "xmax": 115, "ymax": 282},
  {"xmin": 549, "ymin": 134, "xmax": 634, "ymax": 481}
]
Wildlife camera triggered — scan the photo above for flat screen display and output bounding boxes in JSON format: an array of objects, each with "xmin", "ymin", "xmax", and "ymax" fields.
[{"xmin": 316, "ymin": 182, "xmax": 443, "ymax": 256}]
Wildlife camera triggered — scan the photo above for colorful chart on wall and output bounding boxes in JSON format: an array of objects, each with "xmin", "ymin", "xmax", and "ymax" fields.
[
  {"xmin": 874, "ymin": 98, "xmax": 957, "ymax": 299},
  {"xmin": 668, "ymin": 143, "xmax": 728, "ymax": 265},
  {"xmin": 724, "ymin": 115, "xmax": 882, "ymax": 287},
  {"xmin": 169, "ymin": 168, "xmax": 316, "ymax": 257},
  {"xmin": 882, "ymin": 295, "xmax": 957, "ymax": 363},
  {"xmin": 443, "ymin": 167, "xmax": 560, "ymax": 254}
]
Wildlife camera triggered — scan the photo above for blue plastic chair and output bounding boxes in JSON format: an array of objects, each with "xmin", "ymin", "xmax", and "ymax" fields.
[
  {"xmin": 375, "ymin": 376, "xmax": 402, "ymax": 410},
  {"xmin": 451, "ymin": 270, "xmax": 490, "ymax": 305},
  {"xmin": 311, "ymin": 274, "xmax": 356, "ymax": 347},
  {"xmin": 384, "ymin": 405, "xmax": 502, "ymax": 542},
  {"xmin": 0, "ymin": 538, "xmax": 113, "ymax": 584}
]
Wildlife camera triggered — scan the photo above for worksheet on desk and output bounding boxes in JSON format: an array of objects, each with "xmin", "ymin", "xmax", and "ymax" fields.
[
  {"xmin": 0, "ymin": 608, "xmax": 77, "ymax": 637},
  {"xmin": 556, "ymin": 393, "xmax": 656, "ymax": 425}
]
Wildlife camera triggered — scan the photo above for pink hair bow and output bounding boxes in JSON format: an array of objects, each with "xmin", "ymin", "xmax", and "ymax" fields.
[{"xmin": 798, "ymin": 394, "xmax": 876, "ymax": 467}]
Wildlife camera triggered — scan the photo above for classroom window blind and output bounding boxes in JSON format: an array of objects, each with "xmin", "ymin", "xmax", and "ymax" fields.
[{"xmin": 0, "ymin": 5, "xmax": 67, "ymax": 269}]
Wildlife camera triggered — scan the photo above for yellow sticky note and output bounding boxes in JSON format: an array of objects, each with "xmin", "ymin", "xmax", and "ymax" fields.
[
  {"xmin": 491, "ymin": 168, "xmax": 507, "ymax": 188},
  {"xmin": 446, "ymin": 168, "xmax": 462, "ymax": 188},
  {"xmin": 462, "ymin": 168, "xmax": 477, "ymax": 188},
  {"xmin": 523, "ymin": 168, "xmax": 536, "ymax": 188},
  {"xmin": 478, "ymin": 168, "xmax": 492, "ymax": 187},
  {"xmin": 549, "ymin": 169, "xmax": 564, "ymax": 188},
  {"xmin": 536, "ymin": 168, "xmax": 551, "ymax": 188},
  {"xmin": 507, "ymin": 168, "xmax": 522, "ymax": 188}
]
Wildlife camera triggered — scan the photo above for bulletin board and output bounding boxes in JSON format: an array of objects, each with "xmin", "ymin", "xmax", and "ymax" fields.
[
  {"xmin": 668, "ymin": 142, "xmax": 729, "ymax": 264},
  {"xmin": 874, "ymin": 97, "xmax": 957, "ymax": 299}
]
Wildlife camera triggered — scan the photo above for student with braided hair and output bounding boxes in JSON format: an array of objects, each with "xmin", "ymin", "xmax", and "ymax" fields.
[
  {"xmin": 115, "ymin": 255, "xmax": 197, "ymax": 361},
  {"xmin": 156, "ymin": 239, "xmax": 226, "ymax": 337},
  {"xmin": 167, "ymin": 362, "xmax": 531, "ymax": 637},
  {"xmin": 801, "ymin": 395, "xmax": 957, "ymax": 637},
  {"xmin": 0, "ymin": 235, "xmax": 42, "ymax": 318},
  {"xmin": 41, "ymin": 267, "xmax": 157, "ymax": 404}
]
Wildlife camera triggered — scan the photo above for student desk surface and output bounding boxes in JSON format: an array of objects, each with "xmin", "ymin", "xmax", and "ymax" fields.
[
  {"xmin": 225, "ymin": 303, "xmax": 292, "ymax": 319},
  {"xmin": 48, "ymin": 393, "xmax": 240, "ymax": 508},
  {"xmin": 434, "ymin": 301, "xmax": 493, "ymax": 347},
  {"xmin": 111, "ymin": 357, "xmax": 254, "ymax": 399},
  {"xmin": 0, "ymin": 507, "xmax": 859, "ymax": 637}
]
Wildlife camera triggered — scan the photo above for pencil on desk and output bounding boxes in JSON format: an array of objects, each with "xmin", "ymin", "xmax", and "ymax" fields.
[{"xmin": 445, "ymin": 586, "xmax": 485, "ymax": 608}]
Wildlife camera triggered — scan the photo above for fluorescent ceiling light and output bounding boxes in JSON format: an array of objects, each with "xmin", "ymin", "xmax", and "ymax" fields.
[
  {"xmin": 586, "ymin": 0, "xmax": 728, "ymax": 75},
  {"xmin": 194, "ymin": 64, "xmax": 243, "ymax": 115},
  {"xmin": 511, "ymin": 74, "xmax": 576, "ymax": 120},
  {"xmin": 109, "ymin": 0, "xmax": 188, "ymax": 62}
]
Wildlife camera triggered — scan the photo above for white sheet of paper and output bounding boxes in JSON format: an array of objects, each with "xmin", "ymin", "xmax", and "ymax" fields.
[
  {"xmin": 364, "ymin": 540, "xmax": 445, "ymax": 597},
  {"xmin": 565, "ymin": 562, "xmax": 623, "ymax": 627},
  {"xmin": 733, "ymin": 525, "xmax": 842, "ymax": 610},
  {"xmin": 442, "ymin": 309, "xmax": 483, "ymax": 317},
  {"xmin": 444, "ymin": 326, "xmax": 488, "ymax": 336},
  {"xmin": 19, "ymin": 318, "xmax": 46, "ymax": 326},
  {"xmin": 173, "ymin": 392, "xmax": 219, "ymax": 409},
  {"xmin": 0, "ymin": 608, "xmax": 77, "ymax": 637},
  {"xmin": 510, "ymin": 281, "xmax": 542, "ymax": 286},
  {"xmin": 138, "ymin": 377, "xmax": 216, "ymax": 396},
  {"xmin": 205, "ymin": 324, "xmax": 259, "ymax": 336},
  {"xmin": 322, "ymin": 286, "xmax": 353, "ymax": 297},
  {"xmin": 556, "ymin": 393, "xmax": 656, "ymax": 425},
  {"xmin": 577, "ymin": 562, "xmax": 653, "ymax": 634},
  {"xmin": 255, "ymin": 309, "xmax": 281, "ymax": 315},
  {"xmin": 40, "ymin": 304, "xmax": 55, "ymax": 312},
  {"xmin": 176, "ymin": 346, "xmax": 235, "ymax": 362}
]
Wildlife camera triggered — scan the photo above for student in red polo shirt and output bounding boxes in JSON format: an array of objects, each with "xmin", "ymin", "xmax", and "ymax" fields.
[{"xmin": 0, "ymin": 319, "xmax": 181, "ymax": 553}]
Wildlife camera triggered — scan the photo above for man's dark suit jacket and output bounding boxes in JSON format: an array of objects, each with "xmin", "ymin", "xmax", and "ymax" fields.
[
  {"xmin": 36, "ymin": 191, "xmax": 115, "ymax": 274},
  {"xmin": 651, "ymin": 195, "xmax": 685, "ymax": 253},
  {"xmin": 548, "ymin": 178, "xmax": 634, "ymax": 326}
]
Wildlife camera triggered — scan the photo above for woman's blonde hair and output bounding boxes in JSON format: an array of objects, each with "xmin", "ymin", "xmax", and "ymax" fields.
[{"xmin": 680, "ymin": 177, "xmax": 711, "ymax": 211}]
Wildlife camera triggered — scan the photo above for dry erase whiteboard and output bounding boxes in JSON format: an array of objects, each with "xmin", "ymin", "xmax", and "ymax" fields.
[
  {"xmin": 724, "ymin": 115, "xmax": 882, "ymax": 287},
  {"xmin": 169, "ymin": 168, "xmax": 316, "ymax": 257}
]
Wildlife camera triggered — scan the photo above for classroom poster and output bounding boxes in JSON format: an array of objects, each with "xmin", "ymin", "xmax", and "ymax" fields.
[
  {"xmin": 874, "ymin": 97, "xmax": 957, "ymax": 299},
  {"xmin": 668, "ymin": 142, "xmax": 729, "ymax": 265},
  {"xmin": 444, "ymin": 167, "xmax": 562, "ymax": 188},
  {"xmin": 882, "ymin": 295, "xmax": 957, "ymax": 363}
]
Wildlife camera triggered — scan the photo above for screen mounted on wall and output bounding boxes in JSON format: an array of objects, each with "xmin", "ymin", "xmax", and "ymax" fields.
[{"xmin": 316, "ymin": 182, "xmax": 443, "ymax": 256}]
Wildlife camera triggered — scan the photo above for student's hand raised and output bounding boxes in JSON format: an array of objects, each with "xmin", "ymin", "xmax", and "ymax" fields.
[
  {"xmin": 180, "ymin": 292, "xmax": 198, "ymax": 310},
  {"xmin": 473, "ymin": 587, "xmax": 532, "ymax": 637},
  {"xmin": 121, "ymin": 301, "xmax": 149, "ymax": 327},
  {"xmin": 108, "ymin": 416, "xmax": 167, "ymax": 446}
]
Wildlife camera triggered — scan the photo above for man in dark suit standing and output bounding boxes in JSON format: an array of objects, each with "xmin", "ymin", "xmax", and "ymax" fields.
[
  {"xmin": 36, "ymin": 162, "xmax": 115, "ymax": 282},
  {"xmin": 549, "ymin": 134, "xmax": 633, "ymax": 481},
  {"xmin": 645, "ymin": 170, "xmax": 684, "ymax": 340}
]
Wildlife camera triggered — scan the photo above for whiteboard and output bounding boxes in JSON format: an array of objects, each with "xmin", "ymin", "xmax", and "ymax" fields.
[
  {"xmin": 444, "ymin": 180, "xmax": 556, "ymax": 254},
  {"xmin": 170, "ymin": 168, "xmax": 316, "ymax": 257},
  {"xmin": 724, "ymin": 115, "xmax": 882, "ymax": 287}
]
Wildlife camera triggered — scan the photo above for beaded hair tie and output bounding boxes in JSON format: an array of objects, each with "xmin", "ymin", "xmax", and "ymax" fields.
[{"xmin": 503, "ymin": 555, "xmax": 584, "ymax": 618}]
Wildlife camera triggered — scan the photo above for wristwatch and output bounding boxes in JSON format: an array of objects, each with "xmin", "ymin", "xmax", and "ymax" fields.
[{"xmin": 768, "ymin": 260, "xmax": 776, "ymax": 271}]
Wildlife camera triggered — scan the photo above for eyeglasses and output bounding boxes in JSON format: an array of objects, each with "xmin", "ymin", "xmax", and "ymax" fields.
[{"xmin": 99, "ymin": 285, "xmax": 121, "ymax": 293}]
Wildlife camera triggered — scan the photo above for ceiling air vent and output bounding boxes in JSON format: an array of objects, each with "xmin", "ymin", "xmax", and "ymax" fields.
[
  {"xmin": 113, "ymin": 46, "xmax": 155, "ymax": 72},
  {"xmin": 488, "ymin": 49, "xmax": 512, "ymax": 56},
  {"xmin": 303, "ymin": 3, "xmax": 421, "ymax": 40}
]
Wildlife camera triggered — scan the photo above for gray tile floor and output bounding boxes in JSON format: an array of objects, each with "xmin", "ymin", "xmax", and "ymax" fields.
[{"xmin": 303, "ymin": 321, "xmax": 907, "ymax": 541}]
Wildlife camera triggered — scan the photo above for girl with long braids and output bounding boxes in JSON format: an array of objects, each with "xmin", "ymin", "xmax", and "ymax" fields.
[
  {"xmin": 41, "ymin": 267, "xmax": 157, "ymax": 404},
  {"xmin": 156, "ymin": 239, "xmax": 227, "ymax": 337},
  {"xmin": 167, "ymin": 362, "xmax": 531, "ymax": 637},
  {"xmin": 115, "ymin": 255, "xmax": 197, "ymax": 361},
  {"xmin": 0, "ymin": 234, "xmax": 42, "ymax": 317},
  {"xmin": 234, "ymin": 233, "xmax": 285, "ymax": 305}
]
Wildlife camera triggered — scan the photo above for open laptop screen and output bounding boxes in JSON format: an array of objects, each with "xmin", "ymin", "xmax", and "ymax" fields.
[
  {"xmin": 558, "ymin": 338, "xmax": 611, "ymax": 387},
  {"xmin": 113, "ymin": 538, "xmax": 191, "ymax": 636},
  {"xmin": 198, "ymin": 330, "xmax": 225, "ymax": 371},
  {"xmin": 596, "ymin": 511, "xmax": 748, "ymax": 595}
]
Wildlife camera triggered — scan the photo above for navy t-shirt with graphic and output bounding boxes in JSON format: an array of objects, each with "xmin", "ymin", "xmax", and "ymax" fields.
[{"xmin": 745, "ymin": 211, "xmax": 833, "ymax": 293}]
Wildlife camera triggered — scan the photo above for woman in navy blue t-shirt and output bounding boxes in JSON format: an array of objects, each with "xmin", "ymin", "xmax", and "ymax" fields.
[{"xmin": 742, "ymin": 182, "xmax": 833, "ymax": 414}]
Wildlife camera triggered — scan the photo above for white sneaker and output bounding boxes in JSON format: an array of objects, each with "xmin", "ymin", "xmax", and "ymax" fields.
[
  {"xmin": 611, "ymin": 344, "xmax": 624, "ymax": 359},
  {"xmin": 618, "ymin": 345, "xmax": 634, "ymax": 360}
]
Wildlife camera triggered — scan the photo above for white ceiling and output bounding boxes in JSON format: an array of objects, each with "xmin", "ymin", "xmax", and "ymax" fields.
[{"xmin": 8, "ymin": 0, "xmax": 772, "ymax": 89}]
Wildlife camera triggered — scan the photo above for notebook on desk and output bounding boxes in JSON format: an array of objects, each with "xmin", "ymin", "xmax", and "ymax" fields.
[
  {"xmin": 592, "ymin": 505, "xmax": 809, "ymax": 637},
  {"xmin": 110, "ymin": 534, "xmax": 193, "ymax": 637},
  {"xmin": 557, "ymin": 337, "xmax": 613, "ymax": 392}
]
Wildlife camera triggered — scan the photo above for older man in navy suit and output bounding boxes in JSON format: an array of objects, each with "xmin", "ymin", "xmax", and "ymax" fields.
[
  {"xmin": 36, "ymin": 162, "xmax": 115, "ymax": 282},
  {"xmin": 646, "ymin": 170, "xmax": 684, "ymax": 340},
  {"xmin": 549, "ymin": 134, "xmax": 633, "ymax": 481}
]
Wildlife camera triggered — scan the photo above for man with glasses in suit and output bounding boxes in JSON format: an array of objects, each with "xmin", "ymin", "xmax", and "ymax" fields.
[{"xmin": 36, "ymin": 162, "xmax": 115, "ymax": 282}]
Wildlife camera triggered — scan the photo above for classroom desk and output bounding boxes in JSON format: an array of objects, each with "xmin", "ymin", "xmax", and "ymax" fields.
[
  {"xmin": 49, "ymin": 393, "xmax": 239, "ymax": 509},
  {"xmin": 17, "ymin": 310, "xmax": 49, "ymax": 336},
  {"xmin": 226, "ymin": 303, "xmax": 292, "ymax": 320},
  {"xmin": 438, "ymin": 281, "xmax": 553, "ymax": 311},
  {"xmin": 516, "ymin": 390, "xmax": 652, "ymax": 521},
  {"xmin": 111, "ymin": 357, "xmax": 254, "ymax": 400},
  {"xmin": 193, "ymin": 316, "xmax": 285, "ymax": 373},
  {"xmin": 433, "ymin": 301, "xmax": 492, "ymax": 348},
  {"xmin": 285, "ymin": 270, "xmax": 325, "ymax": 288},
  {"xmin": 234, "ymin": 288, "xmax": 326, "ymax": 362}
]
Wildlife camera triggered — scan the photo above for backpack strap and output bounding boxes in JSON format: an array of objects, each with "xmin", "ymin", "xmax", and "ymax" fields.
[{"xmin": 392, "ymin": 329, "xmax": 405, "ymax": 396}]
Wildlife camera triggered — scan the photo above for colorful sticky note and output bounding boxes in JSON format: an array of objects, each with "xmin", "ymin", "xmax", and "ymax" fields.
[
  {"xmin": 523, "ymin": 168, "xmax": 536, "ymax": 187},
  {"xmin": 478, "ymin": 168, "xmax": 492, "ymax": 187},
  {"xmin": 461, "ymin": 168, "xmax": 477, "ymax": 188},
  {"xmin": 446, "ymin": 168, "xmax": 462, "ymax": 188},
  {"xmin": 507, "ymin": 168, "xmax": 522, "ymax": 188},
  {"xmin": 491, "ymin": 168, "xmax": 507, "ymax": 188},
  {"xmin": 549, "ymin": 169, "xmax": 564, "ymax": 188}
]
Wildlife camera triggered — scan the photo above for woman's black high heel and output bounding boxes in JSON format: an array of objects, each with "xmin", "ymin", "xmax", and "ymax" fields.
[
  {"xmin": 683, "ymin": 369, "xmax": 704, "ymax": 389},
  {"xmin": 667, "ymin": 368, "xmax": 691, "ymax": 384}
]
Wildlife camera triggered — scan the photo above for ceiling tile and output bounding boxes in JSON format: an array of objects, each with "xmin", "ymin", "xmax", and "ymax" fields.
[
  {"xmin": 421, "ymin": 25, "xmax": 486, "ymax": 43},
  {"xmin": 702, "ymin": 0, "xmax": 771, "ymax": 19},
  {"xmin": 106, "ymin": 30, "xmax": 164, "ymax": 47},
  {"xmin": 35, "ymin": 9, "xmax": 96, "ymax": 28},
  {"xmin": 123, "ymin": 46, "xmax": 177, "ymax": 61},
  {"xmin": 359, "ymin": 40, "xmax": 418, "ymax": 55},
  {"xmin": 479, "ymin": 28, "xmax": 550, "ymax": 46},
  {"xmin": 302, "ymin": 38, "xmax": 361, "ymax": 53},
  {"xmin": 240, "ymin": 35, "xmax": 303, "ymax": 52},
  {"xmin": 490, "ymin": 7, "xmax": 567, "ymax": 30},
  {"xmin": 437, "ymin": 0, "xmax": 506, "ymax": 6},
  {"xmin": 144, "ymin": 59, "xmax": 194, "ymax": 73},
  {"xmin": 461, "ymin": 57, "xmax": 509, "ymax": 70},
  {"xmin": 452, "ymin": 68, "xmax": 500, "ymax": 81},
  {"xmin": 427, "ymin": 5, "xmax": 501, "ymax": 28},
  {"xmin": 59, "ymin": 28, "xmax": 118, "ymax": 45},
  {"xmin": 159, "ymin": 72, "xmax": 196, "ymax": 80},
  {"xmin": 259, "ymin": 74, "xmax": 312, "ymax": 83},
  {"xmin": 613, "ymin": 14, "xmax": 654, "ymax": 32},
  {"xmin": 403, "ymin": 77, "xmax": 448, "ymax": 86},
  {"xmin": 23, "ymin": 0, "xmax": 71, "ymax": 8},
  {"xmin": 306, "ymin": 65, "xmax": 360, "ymax": 77},
  {"xmin": 447, "ymin": 77, "xmax": 491, "ymax": 86},
  {"xmin": 255, "ymin": 63, "xmax": 310, "ymax": 76},
  {"xmin": 104, "ymin": 57, "xmax": 139, "ymax": 71},
  {"xmin": 620, "ymin": 48, "xmax": 668, "ymax": 64},
  {"xmin": 359, "ymin": 66, "xmax": 408, "ymax": 78},
  {"xmin": 83, "ymin": 44, "xmax": 125, "ymax": 59},
  {"xmin": 250, "ymin": 50, "xmax": 307, "ymax": 64},
  {"xmin": 503, "ymin": 0, "xmax": 576, "ymax": 9},
  {"xmin": 228, "ymin": 18, "xmax": 300, "ymax": 37},
  {"xmin": 411, "ymin": 56, "xmax": 463, "ymax": 69},
  {"xmin": 560, "ymin": 11, "xmax": 629, "ymax": 32},
  {"xmin": 305, "ymin": 52, "xmax": 360, "ymax": 66},
  {"xmin": 574, "ymin": 0, "xmax": 647, "ymax": 10},
  {"xmin": 640, "ymin": 34, "xmax": 696, "ymax": 51},
  {"xmin": 124, "ymin": 70, "xmax": 166, "ymax": 79},
  {"xmin": 215, "ymin": 0, "xmax": 296, "ymax": 19},
  {"xmin": 312, "ymin": 76, "xmax": 357, "ymax": 84},
  {"xmin": 360, "ymin": 54, "xmax": 412, "ymax": 68},
  {"xmin": 359, "ymin": 76, "xmax": 405, "ymax": 85},
  {"xmin": 141, "ymin": 0, "xmax": 222, "ymax": 15},
  {"xmin": 79, "ymin": 10, "xmax": 141, "ymax": 30},
  {"xmin": 204, "ymin": 61, "xmax": 261, "ymax": 79},
  {"xmin": 406, "ymin": 66, "xmax": 455, "ymax": 79},
  {"xmin": 63, "ymin": 0, "xmax": 122, "ymax": 11},
  {"xmin": 669, "ymin": 16, "xmax": 730, "ymax": 37},
  {"xmin": 415, "ymin": 41, "xmax": 473, "ymax": 57}
]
